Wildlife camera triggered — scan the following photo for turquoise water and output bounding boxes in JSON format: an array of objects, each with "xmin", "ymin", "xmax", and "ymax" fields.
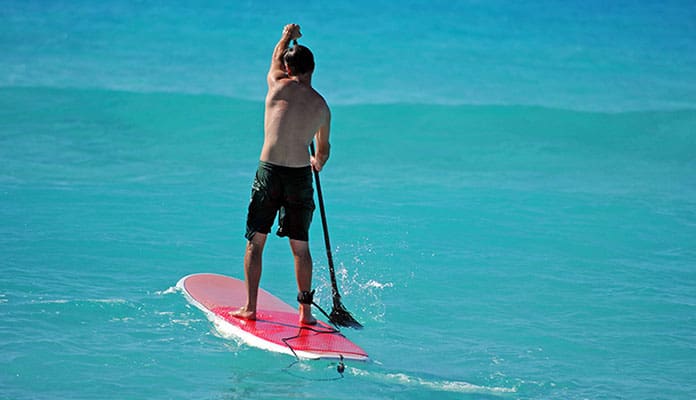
[{"xmin": 2, "ymin": 2, "xmax": 696, "ymax": 399}]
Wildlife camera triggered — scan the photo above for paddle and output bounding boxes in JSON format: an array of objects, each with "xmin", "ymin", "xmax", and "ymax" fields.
[{"xmin": 310, "ymin": 142, "xmax": 363, "ymax": 329}]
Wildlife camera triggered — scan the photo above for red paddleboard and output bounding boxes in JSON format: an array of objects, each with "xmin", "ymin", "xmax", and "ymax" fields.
[{"xmin": 177, "ymin": 273, "xmax": 368, "ymax": 361}]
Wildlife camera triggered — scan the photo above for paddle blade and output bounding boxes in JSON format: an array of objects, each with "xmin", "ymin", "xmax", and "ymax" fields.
[{"xmin": 330, "ymin": 297, "xmax": 363, "ymax": 329}]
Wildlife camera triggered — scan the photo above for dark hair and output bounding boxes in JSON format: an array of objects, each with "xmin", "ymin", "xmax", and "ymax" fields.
[{"xmin": 284, "ymin": 44, "xmax": 315, "ymax": 76}]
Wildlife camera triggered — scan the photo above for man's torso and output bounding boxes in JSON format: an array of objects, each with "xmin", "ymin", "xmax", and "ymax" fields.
[{"xmin": 260, "ymin": 79, "xmax": 327, "ymax": 167}]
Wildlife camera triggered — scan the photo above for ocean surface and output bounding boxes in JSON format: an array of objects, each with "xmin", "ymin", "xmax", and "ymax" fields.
[{"xmin": 2, "ymin": 1, "xmax": 695, "ymax": 399}]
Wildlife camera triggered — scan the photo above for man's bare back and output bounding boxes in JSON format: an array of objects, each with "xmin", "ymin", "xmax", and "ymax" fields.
[{"xmin": 261, "ymin": 79, "xmax": 329, "ymax": 168}]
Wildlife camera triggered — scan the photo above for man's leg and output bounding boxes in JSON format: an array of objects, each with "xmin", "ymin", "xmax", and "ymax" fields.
[
  {"xmin": 232, "ymin": 233, "xmax": 267, "ymax": 320},
  {"xmin": 289, "ymin": 239, "xmax": 317, "ymax": 325}
]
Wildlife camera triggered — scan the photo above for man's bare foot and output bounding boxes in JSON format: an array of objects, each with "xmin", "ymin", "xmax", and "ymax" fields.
[
  {"xmin": 230, "ymin": 307, "xmax": 256, "ymax": 320},
  {"xmin": 299, "ymin": 305, "xmax": 317, "ymax": 325}
]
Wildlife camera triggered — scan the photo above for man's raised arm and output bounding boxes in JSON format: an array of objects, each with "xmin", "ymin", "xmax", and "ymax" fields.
[{"xmin": 267, "ymin": 24, "xmax": 301, "ymax": 85}]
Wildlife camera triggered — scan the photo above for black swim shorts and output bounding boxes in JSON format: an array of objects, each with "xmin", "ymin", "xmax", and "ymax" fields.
[{"xmin": 245, "ymin": 161, "xmax": 315, "ymax": 242}]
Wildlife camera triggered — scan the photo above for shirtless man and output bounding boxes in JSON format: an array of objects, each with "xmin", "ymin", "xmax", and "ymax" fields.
[{"xmin": 233, "ymin": 24, "xmax": 331, "ymax": 325}]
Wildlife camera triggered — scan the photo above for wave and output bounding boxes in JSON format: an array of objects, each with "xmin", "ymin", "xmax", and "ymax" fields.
[
  {"xmin": 3, "ymin": 85, "xmax": 694, "ymax": 181},
  {"xmin": 3, "ymin": 85, "xmax": 694, "ymax": 205},
  {"xmin": 4, "ymin": 84, "xmax": 696, "ymax": 114}
]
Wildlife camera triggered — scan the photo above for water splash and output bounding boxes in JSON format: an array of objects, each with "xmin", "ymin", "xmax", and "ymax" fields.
[
  {"xmin": 364, "ymin": 280, "xmax": 394, "ymax": 290},
  {"xmin": 309, "ymin": 239, "xmax": 395, "ymax": 324}
]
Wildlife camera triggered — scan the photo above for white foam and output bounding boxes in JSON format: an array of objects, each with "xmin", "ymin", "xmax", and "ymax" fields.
[
  {"xmin": 155, "ymin": 286, "xmax": 179, "ymax": 295},
  {"xmin": 363, "ymin": 280, "xmax": 394, "ymax": 290},
  {"xmin": 88, "ymin": 298, "xmax": 127, "ymax": 304},
  {"xmin": 109, "ymin": 317, "xmax": 134, "ymax": 322},
  {"xmin": 348, "ymin": 367, "xmax": 516, "ymax": 395},
  {"xmin": 32, "ymin": 298, "xmax": 127, "ymax": 305}
]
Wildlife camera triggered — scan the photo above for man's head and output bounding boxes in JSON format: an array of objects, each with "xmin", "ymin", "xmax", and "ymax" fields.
[{"xmin": 284, "ymin": 44, "xmax": 315, "ymax": 76}]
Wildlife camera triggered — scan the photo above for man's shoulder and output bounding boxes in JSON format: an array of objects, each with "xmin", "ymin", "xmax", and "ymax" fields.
[
  {"xmin": 311, "ymin": 88, "xmax": 328, "ymax": 106},
  {"xmin": 305, "ymin": 86, "xmax": 328, "ymax": 108}
]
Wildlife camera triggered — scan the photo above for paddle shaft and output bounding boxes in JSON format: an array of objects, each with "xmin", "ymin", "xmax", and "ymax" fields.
[{"xmin": 309, "ymin": 142, "xmax": 341, "ymax": 299}]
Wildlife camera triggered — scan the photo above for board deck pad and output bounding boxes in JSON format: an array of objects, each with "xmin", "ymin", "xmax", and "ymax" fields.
[{"xmin": 177, "ymin": 273, "xmax": 368, "ymax": 361}]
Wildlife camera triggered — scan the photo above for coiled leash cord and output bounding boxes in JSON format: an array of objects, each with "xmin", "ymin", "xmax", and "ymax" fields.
[{"xmin": 282, "ymin": 291, "xmax": 347, "ymax": 379}]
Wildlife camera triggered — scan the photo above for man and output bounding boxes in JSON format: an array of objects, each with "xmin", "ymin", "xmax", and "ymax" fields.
[{"xmin": 232, "ymin": 24, "xmax": 331, "ymax": 325}]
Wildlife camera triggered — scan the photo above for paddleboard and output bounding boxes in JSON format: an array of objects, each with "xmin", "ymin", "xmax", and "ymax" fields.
[{"xmin": 177, "ymin": 273, "xmax": 368, "ymax": 361}]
